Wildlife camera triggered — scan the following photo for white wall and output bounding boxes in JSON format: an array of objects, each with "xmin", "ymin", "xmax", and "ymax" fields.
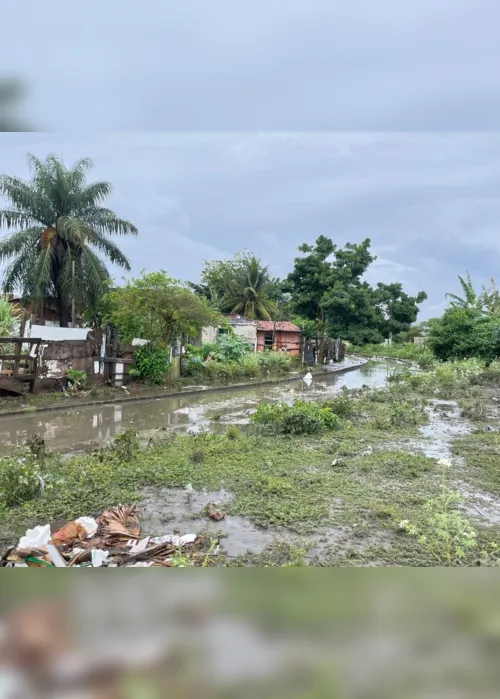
[
  {"xmin": 232, "ymin": 323, "xmax": 257, "ymax": 349},
  {"xmin": 201, "ymin": 326, "xmax": 219, "ymax": 344}
]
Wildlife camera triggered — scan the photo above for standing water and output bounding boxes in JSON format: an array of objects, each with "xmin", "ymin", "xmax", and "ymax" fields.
[{"xmin": 0, "ymin": 359, "xmax": 397, "ymax": 455}]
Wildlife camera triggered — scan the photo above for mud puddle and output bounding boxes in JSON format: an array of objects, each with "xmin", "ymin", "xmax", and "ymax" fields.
[
  {"xmin": 0, "ymin": 358, "xmax": 397, "ymax": 456},
  {"xmin": 140, "ymin": 486, "xmax": 283, "ymax": 558}
]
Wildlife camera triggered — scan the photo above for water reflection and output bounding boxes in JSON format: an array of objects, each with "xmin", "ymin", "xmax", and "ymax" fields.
[{"xmin": 0, "ymin": 360, "xmax": 395, "ymax": 455}]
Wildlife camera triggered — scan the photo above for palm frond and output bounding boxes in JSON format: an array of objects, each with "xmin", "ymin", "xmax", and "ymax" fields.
[
  {"xmin": 0, "ymin": 228, "xmax": 42, "ymax": 261},
  {"xmin": 83, "ymin": 207, "xmax": 138, "ymax": 236},
  {"xmin": 85, "ymin": 228, "xmax": 131, "ymax": 269}
]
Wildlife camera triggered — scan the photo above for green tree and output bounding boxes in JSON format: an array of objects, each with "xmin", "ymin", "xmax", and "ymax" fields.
[
  {"xmin": 222, "ymin": 256, "xmax": 276, "ymax": 320},
  {"xmin": 103, "ymin": 271, "xmax": 220, "ymax": 345},
  {"xmin": 428, "ymin": 307, "xmax": 500, "ymax": 362},
  {"xmin": 372, "ymin": 283, "xmax": 428, "ymax": 339},
  {"xmin": 287, "ymin": 237, "xmax": 378, "ymax": 355},
  {"xmin": 0, "ymin": 153, "xmax": 137, "ymax": 326}
]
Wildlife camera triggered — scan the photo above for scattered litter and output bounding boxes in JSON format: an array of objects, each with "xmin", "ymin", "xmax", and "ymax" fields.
[
  {"xmin": 18, "ymin": 524, "xmax": 51, "ymax": 551},
  {"xmin": 51, "ymin": 522, "xmax": 87, "ymax": 547},
  {"xmin": 303, "ymin": 372, "xmax": 313, "ymax": 387},
  {"xmin": 46, "ymin": 544, "xmax": 67, "ymax": 568},
  {"xmin": 208, "ymin": 503, "xmax": 226, "ymax": 521},
  {"xmin": 74, "ymin": 517, "xmax": 98, "ymax": 538},
  {"xmin": 1, "ymin": 507, "xmax": 206, "ymax": 569},
  {"xmin": 184, "ymin": 483, "xmax": 194, "ymax": 493},
  {"xmin": 91, "ymin": 550, "xmax": 109, "ymax": 568},
  {"xmin": 128, "ymin": 537, "xmax": 151, "ymax": 554},
  {"xmin": 150, "ymin": 533, "xmax": 197, "ymax": 547}
]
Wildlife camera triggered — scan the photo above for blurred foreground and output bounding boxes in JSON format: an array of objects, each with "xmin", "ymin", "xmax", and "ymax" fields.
[
  {"xmin": 0, "ymin": 573, "xmax": 499, "ymax": 698},
  {"xmin": 0, "ymin": 79, "xmax": 30, "ymax": 132}
]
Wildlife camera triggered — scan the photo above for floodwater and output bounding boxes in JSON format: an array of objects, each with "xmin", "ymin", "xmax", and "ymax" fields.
[{"xmin": 0, "ymin": 358, "xmax": 398, "ymax": 456}]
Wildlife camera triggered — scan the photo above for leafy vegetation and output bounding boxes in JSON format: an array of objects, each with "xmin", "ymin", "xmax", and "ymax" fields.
[
  {"xmin": 284, "ymin": 236, "xmax": 427, "ymax": 356},
  {"xmin": 130, "ymin": 343, "xmax": 171, "ymax": 385},
  {"xmin": 192, "ymin": 251, "xmax": 277, "ymax": 320},
  {"xmin": 428, "ymin": 307, "xmax": 500, "ymax": 362},
  {"xmin": 0, "ymin": 154, "xmax": 137, "ymax": 326},
  {"xmin": 66, "ymin": 369, "xmax": 87, "ymax": 391},
  {"xmin": 251, "ymin": 400, "xmax": 341, "ymax": 434},
  {"xmin": 183, "ymin": 333, "xmax": 296, "ymax": 382},
  {"xmin": 103, "ymin": 270, "xmax": 219, "ymax": 345}
]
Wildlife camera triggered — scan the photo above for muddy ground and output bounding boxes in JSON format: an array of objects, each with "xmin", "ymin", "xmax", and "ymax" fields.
[{"xmin": 1, "ymin": 359, "xmax": 500, "ymax": 566}]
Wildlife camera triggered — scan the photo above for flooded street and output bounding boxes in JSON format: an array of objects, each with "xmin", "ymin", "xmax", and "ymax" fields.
[{"xmin": 0, "ymin": 358, "xmax": 396, "ymax": 455}]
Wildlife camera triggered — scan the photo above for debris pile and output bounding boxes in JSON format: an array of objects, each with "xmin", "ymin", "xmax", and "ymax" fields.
[{"xmin": 1, "ymin": 504, "xmax": 204, "ymax": 568}]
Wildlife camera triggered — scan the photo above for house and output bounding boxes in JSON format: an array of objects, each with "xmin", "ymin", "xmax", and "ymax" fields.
[
  {"xmin": 255, "ymin": 321, "xmax": 302, "ymax": 356},
  {"xmin": 225, "ymin": 316, "xmax": 257, "ymax": 350}
]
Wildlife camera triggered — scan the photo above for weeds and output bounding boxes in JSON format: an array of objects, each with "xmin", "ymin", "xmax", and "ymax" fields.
[
  {"xmin": 252, "ymin": 400, "xmax": 340, "ymax": 435},
  {"xmin": 399, "ymin": 459, "xmax": 478, "ymax": 566}
]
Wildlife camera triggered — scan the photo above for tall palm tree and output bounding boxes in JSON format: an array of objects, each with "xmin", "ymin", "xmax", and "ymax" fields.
[
  {"xmin": 221, "ymin": 256, "xmax": 275, "ymax": 320},
  {"xmin": 445, "ymin": 273, "xmax": 482, "ymax": 310},
  {"xmin": 0, "ymin": 153, "xmax": 137, "ymax": 326}
]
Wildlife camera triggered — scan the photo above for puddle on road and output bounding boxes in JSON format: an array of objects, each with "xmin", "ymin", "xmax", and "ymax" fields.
[{"xmin": 0, "ymin": 358, "xmax": 396, "ymax": 456}]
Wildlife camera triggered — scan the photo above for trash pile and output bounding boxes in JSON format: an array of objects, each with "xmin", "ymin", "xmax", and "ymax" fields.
[{"xmin": 0, "ymin": 504, "xmax": 204, "ymax": 568}]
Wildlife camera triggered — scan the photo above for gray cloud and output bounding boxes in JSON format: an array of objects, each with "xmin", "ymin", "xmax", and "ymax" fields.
[
  {"xmin": 1, "ymin": 132, "xmax": 500, "ymax": 319},
  {"xmin": 2, "ymin": 0, "xmax": 500, "ymax": 130}
]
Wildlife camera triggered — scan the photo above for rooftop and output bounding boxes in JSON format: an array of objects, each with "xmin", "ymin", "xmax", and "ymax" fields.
[{"xmin": 255, "ymin": 321, "xmax": 301, "ymax": 333}]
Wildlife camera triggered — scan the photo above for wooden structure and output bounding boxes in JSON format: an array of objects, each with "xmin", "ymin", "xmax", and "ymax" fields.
[
  {"xmin": 255, "ymin": 321, "xmax": 302, "ymax": 356},
  {"xmin": 0, "ymin": 337, "xmax": 42, "ymax": 395}
]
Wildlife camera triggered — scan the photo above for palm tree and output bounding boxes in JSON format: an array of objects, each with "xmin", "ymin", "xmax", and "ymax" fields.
[
  {"xmin": 446, "ymin": 273, "xmax": 482, "ymax": 310},
  {"xmin": 0, "ymin": 154, "xmax": 137, "ymax": 326},
  {"xmin": 221, "ymin": 256, "xmax": 275, "ymax": 320}
]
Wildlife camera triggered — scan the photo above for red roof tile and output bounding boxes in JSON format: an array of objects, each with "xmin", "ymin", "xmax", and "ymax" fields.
[{"xmin": 255, "ymin": 321, "xmax": 301, "ymax": 332}]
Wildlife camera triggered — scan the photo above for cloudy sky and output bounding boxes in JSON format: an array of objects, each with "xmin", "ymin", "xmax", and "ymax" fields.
[{"xmin": 1, "ymin": 0, "xmax": 500, "ymax": 318}]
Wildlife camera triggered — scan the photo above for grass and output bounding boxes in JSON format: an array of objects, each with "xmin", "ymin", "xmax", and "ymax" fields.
[
  {"xmin": 350, "ymin": 342, "xmax": 436, "ymax": 368},
  {"xmin": 2, "ymin": 357, "xmax": 500, "ymax": 566}
]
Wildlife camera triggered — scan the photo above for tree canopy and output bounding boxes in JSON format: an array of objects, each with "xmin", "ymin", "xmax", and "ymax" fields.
[
  {"xmin": 193, "ymin": 251, "xmax": 276, "ymax": 320},
  {"xmin": 0, "ymin": 153, "xmax": 137, "ymax": 326},
  {"xmin": 286, "ymin": 236, "xmax": 427, "ymax": 348},
  {"xmin": 103, "ymin": 271, "xmax": 220, "ymax": 345}
]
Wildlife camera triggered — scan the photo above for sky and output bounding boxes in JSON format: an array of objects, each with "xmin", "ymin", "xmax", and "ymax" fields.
[{"xmin": 1, "ymin": 0, "xmax": 500, "ymax": 319}]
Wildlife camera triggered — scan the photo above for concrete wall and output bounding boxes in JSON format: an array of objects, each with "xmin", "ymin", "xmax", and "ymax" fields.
[
  {"xmin": 201, "ymin": 326, "xmax": 219, "ymax": 345},
  {"xmin": 35, "ymin": 334, "xmax": 103, "ymax": 390},
  {"xmin": 231, "ymin": 323, "xmax": 257, "ymax": 349}
]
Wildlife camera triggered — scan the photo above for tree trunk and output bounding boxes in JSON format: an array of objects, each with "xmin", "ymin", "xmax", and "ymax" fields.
[{"xmin": 59, "ymin": 300, "xmax": 70, "ymax": 327}]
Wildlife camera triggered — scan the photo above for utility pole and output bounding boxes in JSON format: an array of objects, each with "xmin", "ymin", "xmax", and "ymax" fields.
[{"xmin": 71, "ymin": 261, "xmax": 75, "ymax": 328}]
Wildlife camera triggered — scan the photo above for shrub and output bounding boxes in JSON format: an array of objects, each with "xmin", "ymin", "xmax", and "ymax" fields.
[
  {"xmin": 0, "ymin": 453, "xmax": 44, "ymax": 508},
  {"xmin": 226, "ymin": 425, "xmax": 241, "ymax": 440},
  {"xmin": 428, "ymin": 307, "xmax": 500, "ymax": 362},
  {"xmin": 66, "ymin": 369, "xmax": 87, "ymax": 391},
  {"xmin": 323, "ymin": 388, "xmax": 356, "ymax": 418},
  {"xmin": 252, "ymin": 400, "xmax": 340, "ymax": 435},
  {"xmin": 399, "ymin": 458, "xmax": 478, "ymax": 565},
  {"xmin": 130, "ymin": 343, "xmax": 171, "ymax": 384}
]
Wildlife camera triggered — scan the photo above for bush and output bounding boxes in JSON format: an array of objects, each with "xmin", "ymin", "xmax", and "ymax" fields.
[
  {"xmin": 182, "ymin": 344, "xmax": 295, "ymax": 382},
  {"xmin": 0, "ymin": 453, "xmax": 44, "ymax": 508},
  {"xmin": 130, "ymin": 343, "xmax": 171, "ymax": 384},
  {"xmin": 428, "ymin": 308, "xmax": 500, "ymax": 362},
  {"xmin": 252, "ymin": 400, "xmax": 341, "ymax": 435},
  {"xmin": 323, "ymin": 388, "xmax": 356, "ymax": 418},
  {"xmin": 66, "ymin": 369, "xmax": 87, "ymax": 391}
]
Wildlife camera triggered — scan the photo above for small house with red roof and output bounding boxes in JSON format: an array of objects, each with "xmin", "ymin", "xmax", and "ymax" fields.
[{"xmin": 255, "ymin": 321, "xmax": 302, "ymax": 356}]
